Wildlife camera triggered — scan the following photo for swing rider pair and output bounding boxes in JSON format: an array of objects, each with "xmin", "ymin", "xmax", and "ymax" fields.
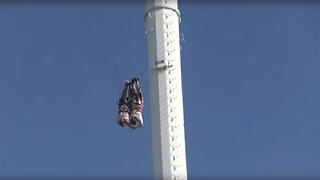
[{"xmin": 117, "ymin": 77, "xmax": 144, "ymax": 129}]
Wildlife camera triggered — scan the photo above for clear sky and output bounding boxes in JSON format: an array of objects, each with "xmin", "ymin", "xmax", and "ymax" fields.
[{"xmin": 1, "ymin": 0, "xmax": 319, "ymax": 179}]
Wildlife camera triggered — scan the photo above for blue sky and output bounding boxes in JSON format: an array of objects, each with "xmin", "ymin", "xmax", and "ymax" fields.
[{"xmin": 1, "ymin": 1, "xmax": 319, "ymax": 179}]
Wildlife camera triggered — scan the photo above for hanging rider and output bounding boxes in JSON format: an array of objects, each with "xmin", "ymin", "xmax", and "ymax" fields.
[
  {"xmin": 117, "ymin": 81, "xmax": 132, "ymax": 128},
  {"xmin": 128, "ymin": 77, "xmax": 144, "ymax": 129}
]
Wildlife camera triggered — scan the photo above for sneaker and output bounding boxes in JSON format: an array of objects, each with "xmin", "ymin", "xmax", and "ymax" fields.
[{"xmin": 131, "ymin": 77, "xmax": 140, "ymax": 83}]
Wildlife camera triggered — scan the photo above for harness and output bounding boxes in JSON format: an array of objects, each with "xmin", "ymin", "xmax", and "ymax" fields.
[
  {"xmin": 130, "ymin": 89, "xmax": 142, "ymax": 105},
  {"xmin": 118, "ymin": 104, "xmax": 130, "ymax": 113},
  {"xmin": 118, "ymin": 96, "xmax": 127, "ymax": 107}
]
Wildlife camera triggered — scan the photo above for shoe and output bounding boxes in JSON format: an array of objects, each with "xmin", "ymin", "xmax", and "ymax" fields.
[
  {"xmin": 125, "ymin": 81, "xmax": 130, "ymax": 86},
  {"xmin": 131, "ymin": 77, "xmax": 140, "ymax": 83}
]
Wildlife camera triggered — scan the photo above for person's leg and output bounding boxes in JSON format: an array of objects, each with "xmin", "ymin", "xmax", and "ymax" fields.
[
  {"xmin": 134, "ymin": 79, "xmax": 143, "ymax": 103},
  {"xmin": 128, "ymin": 83, "xmax": 135, "ymax": 100},
  {"xmin": 136, "ymin": 80, "xmax": 141, "ymax": 94},
  {"xmin": 131, "ymin": 77, "xmax": 140, "ymax": 89},
  {"xmin": 121, "ymin": 81, "xmax": 130, "ymax": 99},
  {"xmin": 136, "ymin": 79, "xmax": 140, "ymax": 90},
  {"xmin": 119, "ymin": 82, "xmax": 129, "ymax": 106}
]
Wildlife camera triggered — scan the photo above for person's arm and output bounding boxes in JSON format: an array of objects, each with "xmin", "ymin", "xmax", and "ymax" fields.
[
  {"xmin": 136, "ymin": 119, "xmax": 144, "ymax": 129},
  {"xmin": 128, "ymin": 119, "xmax": 143, "ymax": 130}
]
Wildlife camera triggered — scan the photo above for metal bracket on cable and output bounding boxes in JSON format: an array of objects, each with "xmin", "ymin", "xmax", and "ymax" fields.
[{"xmin": 144, "ymin": 6, "xmax": 181, "ymax": 22}]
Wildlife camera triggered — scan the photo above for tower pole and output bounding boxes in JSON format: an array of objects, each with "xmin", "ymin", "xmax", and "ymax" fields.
[{"xmin": 145, "ymin": 0, "xmax": 187, "ymax": 179}]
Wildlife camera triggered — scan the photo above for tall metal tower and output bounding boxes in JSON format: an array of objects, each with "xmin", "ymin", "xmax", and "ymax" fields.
[{"xmin": 145, "ymin": 0, "xmax": 187, "ymax": 179}]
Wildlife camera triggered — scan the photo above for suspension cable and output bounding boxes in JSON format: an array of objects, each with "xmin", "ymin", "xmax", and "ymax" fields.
[
  {"xmin": 97, "ymin": 6, "xmax": 122, "ymax": 91},
  {"xmin": 81, "ymin": 8, "xmax": 122, "ymax": 94}
]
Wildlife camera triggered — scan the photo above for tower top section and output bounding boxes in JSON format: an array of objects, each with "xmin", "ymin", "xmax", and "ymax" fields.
[{"xmin": 145, "ymin": 0, "xmax": 180, "ymax": 22}]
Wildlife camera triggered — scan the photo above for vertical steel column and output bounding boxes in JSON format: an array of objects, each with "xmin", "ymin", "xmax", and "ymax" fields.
[{"xmin": 145, "ymin": 0, "xmax": 187, "ymax": 179}]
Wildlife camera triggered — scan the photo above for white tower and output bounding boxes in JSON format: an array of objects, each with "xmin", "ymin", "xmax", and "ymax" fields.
[{"xmin": 145, "ymin": 0, "xmax": 187, "ymax": 180}]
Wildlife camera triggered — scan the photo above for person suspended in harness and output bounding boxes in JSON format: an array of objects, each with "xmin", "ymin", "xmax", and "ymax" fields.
[
  {"xmin": 117, "ymin": 77, "xmax": 144, "ymax": 129},
  {"xmin": 128, "ymin": 77, "xmax": 144, "ymax": 129},
  {"xmin": 117, "ymin": 81, "xmax": 135, "ymax": 129}
]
